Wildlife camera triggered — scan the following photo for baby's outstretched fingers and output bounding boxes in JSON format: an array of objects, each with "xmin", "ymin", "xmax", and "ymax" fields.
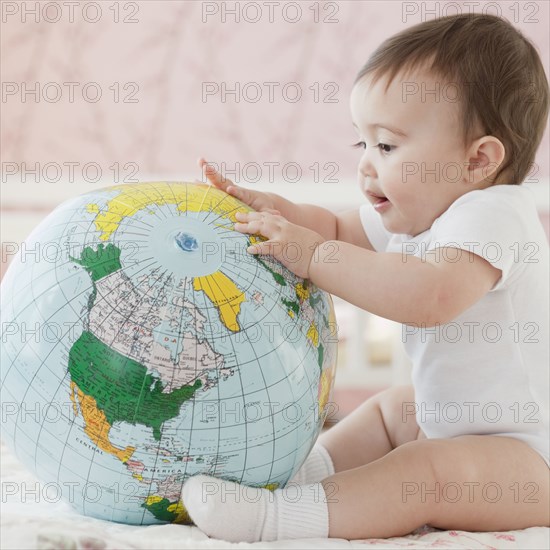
[
  {"xmin": 234, "ymin": 211, "xmax": 280, "ymax": 242},
  {"xmin": 226, "ymin": 185, "xmax": 242, "ymax": 197},
  {"xmin": 227, "ymin": 185, "xmax": 257, "ymax": 206},
  {"xmin": 233, "ymin": 222, "xmax": 248, "ymax": 233},
  {"xmin": 234, "ymin": 211, "xmax": 249, "ymax": 221},
  {"xmin": 198, "ymin": 160, "xmax": 277, "ymax": 212},
  {"xmin": 236, "ymin": 211, "xmax": 264, "ymax": 221},
  {"xmin": 198, "ymin": 157, "xmax": 234, "ymax": 191},
  {"xmin": 235, "ymin": 219, "xmax": 265, "ymax": 236}
]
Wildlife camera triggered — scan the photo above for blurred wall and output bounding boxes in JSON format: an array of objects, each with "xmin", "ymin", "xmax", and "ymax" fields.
[{"xmin": 2, "ymin": 0, "xmax": 549, "ymax": 187}]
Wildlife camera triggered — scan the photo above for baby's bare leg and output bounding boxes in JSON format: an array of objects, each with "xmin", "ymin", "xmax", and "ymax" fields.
[
  {"xmin": 322, "ymin": 435, "xmax": 549, "ymax": 539},
  {"xmin": 319, "ymin": 385, "xmax": 423, "ymax": 472}
]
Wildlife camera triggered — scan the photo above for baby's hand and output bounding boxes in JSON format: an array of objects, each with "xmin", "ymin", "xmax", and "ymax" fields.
[
  {"xmin": 234, "ymin": 211, "xmax": 324, "ymax": 279},
  {"xmin": 198, "ymin": 157, "xmax": 279, "ymax": 214}
]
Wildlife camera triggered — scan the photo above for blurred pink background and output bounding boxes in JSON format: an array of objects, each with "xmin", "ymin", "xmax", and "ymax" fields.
[
  {"xmin": 1, "ymin": 0, "xmax": 549, "ymax": 412},
  {"xmin": 1, "ymin": 0, "xmax": 549, "ymax": 183}
]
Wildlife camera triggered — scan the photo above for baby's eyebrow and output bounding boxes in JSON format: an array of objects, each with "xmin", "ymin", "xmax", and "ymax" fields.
[{"xmin": 352, "ymin": 122, "xmax": 407, "ymax": 138}]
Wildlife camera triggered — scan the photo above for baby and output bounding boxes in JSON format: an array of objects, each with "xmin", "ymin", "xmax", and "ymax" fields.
[{"xmin": 182, "ymin": 13, "xmax": 549, "ymax": 542}]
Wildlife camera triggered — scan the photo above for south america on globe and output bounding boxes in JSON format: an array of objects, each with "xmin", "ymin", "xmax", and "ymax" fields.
[{"xmin": 0, "ymin": 182, "xmax": 338, "ymax": 525}]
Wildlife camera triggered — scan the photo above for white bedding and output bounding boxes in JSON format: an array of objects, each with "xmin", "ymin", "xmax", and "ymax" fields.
[{"xmin": 1, "ymin": 440, "xmax": 548, "ymax": 550}]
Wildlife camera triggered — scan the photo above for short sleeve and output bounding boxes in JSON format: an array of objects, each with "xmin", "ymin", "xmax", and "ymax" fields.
[
  {"xmin": 428, "ymin": 188, "xmax": 535, "ymax": 291},
  {"xmin": 359, "ymin": 203, "xmax": 393, "ymax": 252}
]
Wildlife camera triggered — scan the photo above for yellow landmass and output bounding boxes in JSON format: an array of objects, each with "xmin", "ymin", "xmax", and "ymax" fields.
[
  {"xmin": 169, "ymin": 500, "xmax": 193, "ymax": 524},
  {"xmin": 306, "ymin": 322, "xmax": 319, "ymax": 347},
  {"xmin": 86, "ymin": 203, "xmax": 100, "ymax": 214},
  {"xmin": 70, "ymin": 381, "xmax": 135, "ymax": 463},
  {"xmin": 193, "ymin": 271, "xmax": 245, "ymax": 332},
  {"xmin": 144, "ymin": 495, "xmax": 163, "ymax": 506},
  {"xmin": 90, "ymin": 182, "xmax": 249, "ymax": 241},
  {"xmin": 317, "ymin": 367, "xmax": 334, "ymax": 417},
  {"xmin": 295, "ymin": 283, "xmax": 309, "ymax": 302}
]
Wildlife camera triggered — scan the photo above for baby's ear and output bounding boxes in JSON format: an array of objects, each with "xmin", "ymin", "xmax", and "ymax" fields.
[{"xmin": 465, "ymin": 136, "xmax": 506, "ymax": 186}]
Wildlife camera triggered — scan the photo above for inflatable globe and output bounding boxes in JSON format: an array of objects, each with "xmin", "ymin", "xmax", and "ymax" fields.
[{"xmin": 0, "ymin": 182, "xmax": 337, "ymax": 525}]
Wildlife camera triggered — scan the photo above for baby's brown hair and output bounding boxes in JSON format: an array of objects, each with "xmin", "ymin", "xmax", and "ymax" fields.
[{"xmin": 354, "ymin": 13, "xmax": 549, "ymax": 185}]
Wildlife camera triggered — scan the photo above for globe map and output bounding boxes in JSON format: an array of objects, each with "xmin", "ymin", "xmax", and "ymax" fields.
[{"xmin": 0, "ymin": 182, "xmax": 337, "ymax": 525}]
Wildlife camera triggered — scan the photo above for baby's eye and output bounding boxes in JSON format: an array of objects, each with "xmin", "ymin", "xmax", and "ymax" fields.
[
  {"xmin": 377, "ymin": 143, "xmax": 395, "ymax": 154},
  {"xmin": 351, "ymin": 141, "xmax": 366, "ymax": 150}
]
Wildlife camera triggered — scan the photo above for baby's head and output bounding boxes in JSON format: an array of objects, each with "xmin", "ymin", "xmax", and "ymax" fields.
[{"xmin": 350, "ymin": 13, "xmax": 549, "ymax": 236}]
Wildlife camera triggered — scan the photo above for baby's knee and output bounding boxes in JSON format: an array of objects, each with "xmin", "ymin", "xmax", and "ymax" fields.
[
  {"xmin": 396, "ymin": 438, "xmax": 479, "ymax": 487},
  {"xmin": 377, "ymin": 385, "xmax": 414, "ymax": 419},
  {"xmin": 377, "ymin": 385, "xmax": 418, "ymax": 447}
]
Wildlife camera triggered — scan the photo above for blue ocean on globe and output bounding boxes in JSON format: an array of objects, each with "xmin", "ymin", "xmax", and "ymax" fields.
[{"xmin": 0, "ymin": 182, "xmax": 338, "ymax": 525}]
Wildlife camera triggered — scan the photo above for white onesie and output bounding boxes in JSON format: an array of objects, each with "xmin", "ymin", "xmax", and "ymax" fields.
[{"xmin": 359, "ymin": 184, "xmax": 549, "ymax": 467}]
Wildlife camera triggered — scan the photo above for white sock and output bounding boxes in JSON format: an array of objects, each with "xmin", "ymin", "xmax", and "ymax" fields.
[
  {"xmin": 182, "ymin": 474, "xmax": 329, "ymax": 542},
  {"xmin": 290, "ymin": 443, "xmax": 335, "ymax": 485}
]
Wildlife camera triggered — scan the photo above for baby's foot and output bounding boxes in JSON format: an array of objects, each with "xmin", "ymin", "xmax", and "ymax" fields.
[{"xmin": 182, "ymin": 474, "xmax": 329, "ymax": 542}]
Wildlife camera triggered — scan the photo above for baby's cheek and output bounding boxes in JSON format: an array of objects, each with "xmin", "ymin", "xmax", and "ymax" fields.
[{"xmin": 384, "ymin": 181, "xmax": 407, "ymax": 202}]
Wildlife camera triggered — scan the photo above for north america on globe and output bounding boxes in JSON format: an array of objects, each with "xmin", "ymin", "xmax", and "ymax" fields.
[{"xmin": 0, "ymin": 181, "xmax": 337, "ymax": 525}]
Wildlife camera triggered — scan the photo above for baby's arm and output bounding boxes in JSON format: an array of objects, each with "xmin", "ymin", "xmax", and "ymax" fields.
[
  {"xmin": 199, "ymin": 158, "xmax": 373, "ymax": 249},
  {"xmin": 309, "ymin": 242, "xmax": 501, "ymax": 326},
  {"xmin": 234, "ymin": 204, "xmax": 500, "ymax": 326},
  {"xmin": 265, "ymin": 198, "xmax": 374, "ymax": 252}
]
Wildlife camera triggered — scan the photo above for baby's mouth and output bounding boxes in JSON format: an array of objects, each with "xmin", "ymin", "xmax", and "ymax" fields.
[
  {"xmin": 367, "ymin": 191, "xmax": 390, "ymax": 210},
  {"xmin": 373, "ymin": 197, "xmax": 390, "ymax": 210}
]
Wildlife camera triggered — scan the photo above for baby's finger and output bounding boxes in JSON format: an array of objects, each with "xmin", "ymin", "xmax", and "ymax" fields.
[
  {"xmin": 226, "ymin": 185, "xmax": 256, "ymax": 205},
  {"xmin": 235, "ymin": 211, "xmax": 268, "ymax": 222},
  {"xmin": 247, "ymin": 241, "xmax": 279, "ymax": 256},
  {"xmin": 198, "ymin": 157, "xmax": 234, "ymax": 191},
  {"xmin": 234, "ymin": 219, "xmax": 265, "ymax": 235}
]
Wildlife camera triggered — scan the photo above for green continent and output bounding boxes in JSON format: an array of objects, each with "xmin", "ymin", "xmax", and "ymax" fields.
[
  {"xmin": 70, "ymin": 243, "xmax": 122, "ymax": 281},
  {"xmin": 68, "ymin": 331, "xmax": 202, "ymax": 441},
  {"xmin": 317, "ymin": 343, "xmax": 324, "ymax": 371},
  {"xmin": 282, "ymin": 298, "xmax": 299, "ymax": 316},
  {"xmin": 142, "ymin": 498, "xmax": 182, "ymax": 523}
]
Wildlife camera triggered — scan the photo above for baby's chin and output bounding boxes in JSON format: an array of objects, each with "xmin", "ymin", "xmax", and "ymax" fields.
[{"xmin": 382, "ymin": 217, "xmax": 429, "ymax": 238}]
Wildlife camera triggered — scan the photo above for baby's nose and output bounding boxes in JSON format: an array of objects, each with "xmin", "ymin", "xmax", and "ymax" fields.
[
  {"xmin": 357, "ymin": 170, "xmax": 375, "ymax": 196},
  {"xmin": 358, "ymin": 153, "xmax": 377, "ymax": 180}
]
